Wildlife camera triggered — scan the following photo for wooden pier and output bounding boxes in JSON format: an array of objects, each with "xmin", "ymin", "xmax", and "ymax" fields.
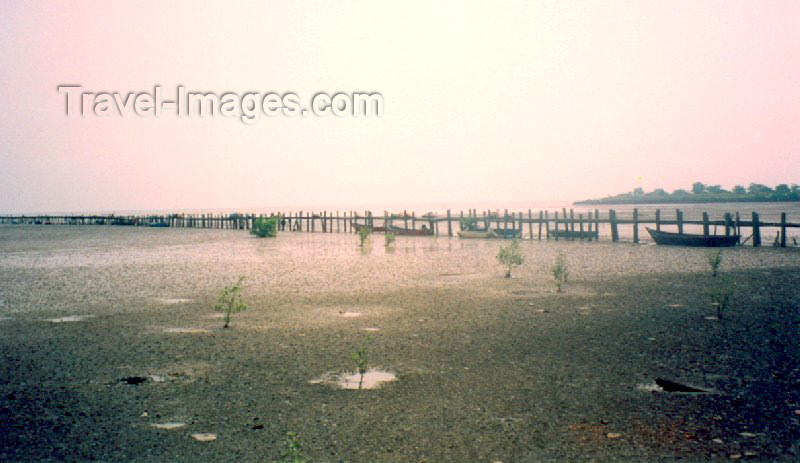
[{"xmin": 1, "ymin": 208, "xmax": 798, "ymax": 248}]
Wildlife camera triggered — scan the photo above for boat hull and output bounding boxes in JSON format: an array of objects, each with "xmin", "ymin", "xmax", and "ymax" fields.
[
  {"xmin": 458, "ymin": 229, "xmax": 497, "ymax": 239},
  {"xmin": 385, "ymin": 225, "xmax": 434, "ymax": 236},
  {"xmin": 646, "ymin": 228, "xmax": 739, "ymax": 247},
  {"xmin": 352, "ymin": 223, "xmax": 388, "ymax": 233}
]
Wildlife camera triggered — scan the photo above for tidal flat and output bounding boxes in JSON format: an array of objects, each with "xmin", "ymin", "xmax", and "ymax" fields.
[{"xmin": 1, "ymin": 225, "xmax": 799, "ymax": 461}]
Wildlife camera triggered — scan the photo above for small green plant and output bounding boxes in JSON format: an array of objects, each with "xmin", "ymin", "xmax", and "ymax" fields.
[
  {"xmin": 707, "ymin": 249, "xmax": 723, "ymax": 277},
  {"xmin": 384, "ymin": 232, "xmax": 396, "ymax": 247},
  {"xmin": 497, "ymin": 239, "xmax": 524, "ymax": 278},
  {"xmin": 709, "ymin": 279, "xmax": 735, "ymax": 319},
  {"xmin": 358, "ymin": 226, "xmax": 372, "ymax": 247},
  {"xmin": 552, "ymin": 252, "xmax": 569, "ymax": 292},
  {"xmin": 251, "ymin": 215, "xmax": 281, "ymax": 237},
  {"xmin": 281, "ymin": 432, "xmax": 306, "ymax": 463},
  {"xmin": 351, "ymin": 335, "xmax": 372, "ymax": 389},
  {"xmin": 214, "ymin": 277, "xmax": 248, "ymax": 328}
]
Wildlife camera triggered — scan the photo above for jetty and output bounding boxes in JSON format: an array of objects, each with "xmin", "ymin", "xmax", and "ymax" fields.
[{"xmin": 1, "ymin": 208, "xmax": 798, "ymax": 248}]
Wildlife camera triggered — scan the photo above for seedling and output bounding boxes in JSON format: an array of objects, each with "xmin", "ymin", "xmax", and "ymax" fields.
[
  {"xmin": 251, "ymin": 215, "xmax": 281, "ymax": 237},
  {"xmin": 358, "ymin": 226, "xmax": 372, "ymax": 247},
  {"xmin": 709, "ymin": 279, "xmax": 735, "ymax": 319},
  {"xmin": 552, "ymin": 252, "xmax": 569, "ymax": 292},
  {"xmin": 214, "ymin": 277, "xmax": 248, "ymax": 328},
  {"xmin": 281, "ymin": 432, "xmax": 306, "ymax": 463},
  {"xmin": 497, "ymin": 239, "xmax": 524, "ymax": 278},
  {"xmin": 384, "ymin": 232, "xmax": 396, "ymax": 247},
  {"xmin": 351, "ymin": 335, "xmax": 373, "ymax": 389},
  {"xmin": 707, "ymin": 250, "xmax": 722, "ymax": 277}
]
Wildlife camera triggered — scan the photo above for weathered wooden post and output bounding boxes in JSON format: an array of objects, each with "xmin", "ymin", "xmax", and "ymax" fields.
[
  {"xmin": 655, "ymin": 209, "xmax": 661, "ymax": 231},
  {"xmin": 544, "ymin": 211, "xmax": 550, "ymax": 239},
  {"xmin": 780, "ymin": 212, "xmax": 787, "ymax": 248},
  {"xmin": 446, "ymin": 210, "xmax": 452, "ymax": 237},
  {"xmin": 538, "ymin": 211, "xmax": 543, "ymax": 240},
  {"xmin": 676, "ymin": 209, "xmax": 684, "ymax": 234},
  {"xmin": 587, "ymin": 212, "xmax": 593, "ymax": 241},
  {"xmin": 554, "ymin": 211, "xmax": 559, "ymax": 241},
  {"xmin": 594, "ymin": 209, "xmax": 600, "ymax": 240},
  {"xmin": 702, "ymin": 212, "xmax": 710, "ymax": 236},
  {"xmin": 579, "ymin": 213, "xmax": 585, "ymax": 239},
  {"xmin": 633, "ymin": 208, "xmax": 639, "ymax": 243},
  {"xmin": 569, "ymin": 209, "xmax": 575, "ymax": 240},
  {"xmin": 735, "ymin": 212, "xmax": 740, "ymax": 238},
  {"xmin": 503, "ymin": 209, "xmax": 509, "ymax": 239},
  {"xmin": 610, "ymin": 209, "xmax": 619, "ymax": 242},
  {"xmin": 752, "ymin": 212, "xmax": 761, "ymax": 247},
  {"xmin": 528, "ymin": 209, "xmax": 534, "ymax": 240}
]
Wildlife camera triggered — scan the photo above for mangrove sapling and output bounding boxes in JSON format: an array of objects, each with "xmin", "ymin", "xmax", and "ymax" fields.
[
  {"xmin": 214, "ymin": 277, "xmax": 248, "ymax": 328},
  {"xmin": 251, "ymin": 215, "xmax": 281, "ymax": 237},
  {"xmin": 351, "ymin": 335, "xmax": 373, "ymax": 389},
  {"xmin": 708, "ymin": 279, "xmax": 735, "ymax": 319},
  {"xmin": 707, "ymin": 249, "xmax": 723, "ymax": 277},
  {"xmin": 358, "ymin": 226, "xmax": 372, "ymax": 247},
  {"xmin": 552, "ymin": 252, "xmax": 569, "ymax": 293},
  {"xmin": 497, "ymin": 239, "xmax": 524, "ymax": 278},
  {"xmin": 384, "ymin": 232, "xmax": 396, "ymax": 247},
  {"xmin": 281, "ymin": 432, "xmax": 306, "ymax": 463}
]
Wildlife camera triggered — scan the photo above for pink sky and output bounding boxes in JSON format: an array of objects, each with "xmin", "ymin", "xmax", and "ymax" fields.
[{"xmin": 1, "ymin": 1, "xmax": 799, "ymax": 213}]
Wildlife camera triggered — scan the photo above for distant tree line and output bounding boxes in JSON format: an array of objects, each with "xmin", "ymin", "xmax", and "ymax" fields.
[{"xmin": 576, "ymin": 182, "xmax": 800, "ymax": 205}]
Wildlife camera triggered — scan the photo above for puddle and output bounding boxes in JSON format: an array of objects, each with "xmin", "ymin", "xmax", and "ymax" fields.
[
  {"xmin": 339, "ymin": 312, "xmax": 363, "ymax": 318},
  {"xmin": 190, "ymin": 433, "xmax": 217, "ymax": 442},
  {"xmin": 310, "ymin": 369, "xmax": 397, "ymax": 390},
  {"xmin": 152, "ymin": 422, "xmax": 186, "ymax": 430},
  {"xmin": 164, "ymin": 327, "xmax": 210, "ymax": 334},
  {"xmin": 338, "ymin": 369, "xmax": 397, "ymax": 390},
  {"xmin": 46, "ymin": 315, "xmax": 93, "ymax": 323},
  {"xmin": 157, "ymin": 298, "xmax": 193, "ymax": 305}
]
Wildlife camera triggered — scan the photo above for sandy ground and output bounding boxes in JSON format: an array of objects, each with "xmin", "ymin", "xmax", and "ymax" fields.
[{"xmin": 1, "ymin": 226, "xmax": 799, "ymax": 462}]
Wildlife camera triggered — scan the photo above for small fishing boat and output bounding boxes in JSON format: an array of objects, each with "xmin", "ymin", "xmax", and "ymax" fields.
[
  {"xmin": 458, "ymin": 228, "xmax": 498, "ymax": 239},
  {"xmin": 646, "ymin": 228, "xmax": 739, "ymax": 247},
  {"xmin": 385, "ymin": 224, "xmax": 434, "ymax": 236},
  {"xmin": 352, "ymin": 222, "xmax": 388, "ymax": 233}
]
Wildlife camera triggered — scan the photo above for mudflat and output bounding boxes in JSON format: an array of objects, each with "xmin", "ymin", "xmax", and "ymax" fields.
[{"xmin": 1, "ymin": 226, "xmax": 799, "ymax": 461}]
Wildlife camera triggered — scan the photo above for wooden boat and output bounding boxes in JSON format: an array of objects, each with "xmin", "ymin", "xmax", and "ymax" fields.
[
  {"xmin": 548, "ymin": 229, "xmax": 597, "ymax": 239},
  {"xmin": 352, "ymin": 222, "xmax": 387, "ymax": 233},
  {"xmin": 646, "ymin": 228, "xmax": 739, "ymax": 247},
  {"xmin": 385, "ymin": 224, "xmax": 434, "ymax": 236},
  {"xmin": 458, "ymin": 229, "xmax": 498, "ymax": 239}
]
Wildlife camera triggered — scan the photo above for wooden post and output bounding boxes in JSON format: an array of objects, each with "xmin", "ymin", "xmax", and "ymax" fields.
[
  {"xmin": 587, "ymin": 212, "xmax": 593, "ymax": 241},
  {"xmin": 554, "ymin": 211, "xmax": 559, "ymax": 241},
  {"xmin": 579, "ymin": 213, "xmax": 584, "ymax": 239},
  {"xmin": 503, "ymin": 209, "xmax": 509, "ymax": 239},
  {"xmin": 633, "ymin": 208, "xmax": 639, "ymax": 243},
  {"xmin": 655, "ymin": 209, "xmax": 661, "ymax": 232},
  {"xmin": 676, "ymin": 209, "xmax": 684, "ymax": 234},
  {"xmin": 610, "ymin": 209, "xmax": 619, "ymax": 242},
  {"xmin": 538, "ymin": 211, "xmax": 543, "ymax": 240},
  {"xmin": 752, "ymin": 212, "xmax": 761, "ymax": 247},
  {"xmin": 569, "ymin": 209, "xmax": 575, "ymax": 240},
  {"xmin": 702, "ymin": 212, "xmax": 710, "ymax": 236},
  {"xmin": 544, "ymin": 211, "xmax": 549, "ymax": 239},
  {"xmin": 724, "ymin": 213, "xmax": 732, "ymax": 236},
  {"xmin": 528, "ymin": 209, "xmax": 533, "ymax": 240},
  {"xmin": 780, "ymin": 212, "xmax": 787, "ymax": 248},
  {"xmin": 446, "ymin": 210, "xmax": 452, "ymax": 237},
  {"xmin": 735, "ymin": 212, "xmax": 740, "ymax": 238},
  {"xmin": 594, "ymin": 209, "xmax": 600, "ymax": 240}
]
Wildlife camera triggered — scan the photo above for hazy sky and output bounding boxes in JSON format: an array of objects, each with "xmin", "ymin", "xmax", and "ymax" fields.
[{"xmin": 1, "ymin": 1, "xmax": 799, "ymax": 214}]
